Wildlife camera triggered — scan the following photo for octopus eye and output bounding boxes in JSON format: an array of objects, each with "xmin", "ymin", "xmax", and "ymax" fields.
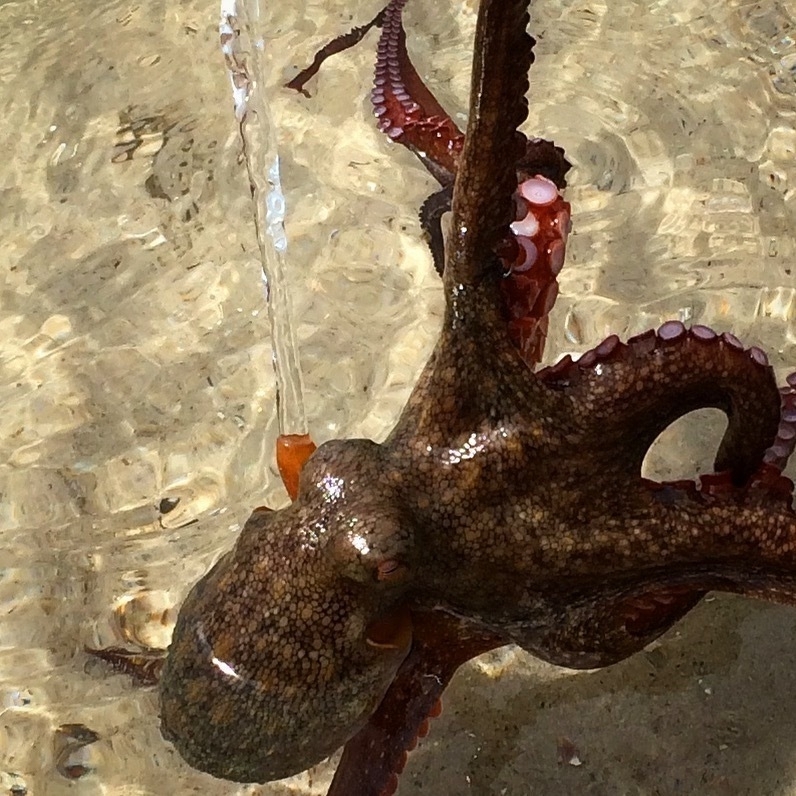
[
  {"xmin": 376, "ymin": 558, "xmax": 408, "ymax": 582},
  {"xmin": 335, "ymin": 518, "xmax": 413, "ymax": 585}
]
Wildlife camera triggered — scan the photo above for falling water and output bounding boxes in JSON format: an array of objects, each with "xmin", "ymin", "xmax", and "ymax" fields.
[
  {"xmin": 219, "ymin": 0, "xmax": 309, "ymax": 439},
  {"xmin": 1, "ymin": 0, "xmax": 795, "ymax": 793}
]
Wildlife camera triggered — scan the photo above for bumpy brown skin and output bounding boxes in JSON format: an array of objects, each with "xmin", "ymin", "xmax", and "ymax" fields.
[
  {"xmin": 161, "ymin": 442, "xmax": 418, "ymax": 781},
  {"xmin": 160, "ymin": 0, "xmax": 796, "ymax": 792}
]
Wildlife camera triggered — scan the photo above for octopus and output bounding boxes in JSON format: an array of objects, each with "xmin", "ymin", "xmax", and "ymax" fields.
[{"xmin": 90, "ymin": 1, "xmax": 796, "ymax": 795}]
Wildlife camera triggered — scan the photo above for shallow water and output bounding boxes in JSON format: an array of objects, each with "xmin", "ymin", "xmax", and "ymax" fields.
[{"xmin": 1, "ymin": 0, "xmax": 795, "ymax": 794}]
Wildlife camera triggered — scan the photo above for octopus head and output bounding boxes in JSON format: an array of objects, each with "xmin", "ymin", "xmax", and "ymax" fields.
[{"xmin": 159, "ymin": 439, "xmax": 414, "ymax": 782}]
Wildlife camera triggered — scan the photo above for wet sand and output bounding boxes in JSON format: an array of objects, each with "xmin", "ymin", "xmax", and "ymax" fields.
[{"xmin": 1, "ymin": 0, "xmax": 795, "ymax": 793}]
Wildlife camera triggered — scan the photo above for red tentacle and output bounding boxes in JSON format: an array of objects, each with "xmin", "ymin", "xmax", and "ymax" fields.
[
  {"xmin": 328, "ymin": 611, "xmax": 503, "ymax": 796},
  {"xmin": 288, "ymin": 2, "xmax": 573, "ymax": 370},
  {"xmin": 371, "ymin": 0, "xmax": 464, "ymax": 175}
]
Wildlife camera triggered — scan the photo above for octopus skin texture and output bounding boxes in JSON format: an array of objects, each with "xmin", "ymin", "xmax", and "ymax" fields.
[{"xmin": 152, "ymin": 2, "xmax": 796, "ymax": 796}]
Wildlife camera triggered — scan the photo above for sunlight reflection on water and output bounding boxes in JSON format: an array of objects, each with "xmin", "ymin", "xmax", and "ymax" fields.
[{"xmin": 0, "ymin": 0, "xmax": 795, "ymax": 793}]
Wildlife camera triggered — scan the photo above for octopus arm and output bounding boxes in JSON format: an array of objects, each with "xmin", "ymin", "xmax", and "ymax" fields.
[
  {"xmin": 418, "ymin": 185, "xmax": 453, "ymax": 275},
  {"xmin": 529, "ymin": 430, "xmax": 796, "ymax": 670},
  {"xmin": 630, "ymin": 467, "xmax": 796, "ymax": 612},
  {"xmin": 539, "ymin": 322, "xmax": 784, "ymax": 486},
  {"xmin": 285, "ymin": 8, "xmax": 388, "ymax": 96},
  {"xmin": 445, "ymin": 0, "xmax": 533, "ymax": 289},
  {"xmin": 328, "ymin": 611, "xmax": 503, "ymax": 796},
  {"xmin": 372, "ymin": 0, "xmax": 464, "ymax": 178}
]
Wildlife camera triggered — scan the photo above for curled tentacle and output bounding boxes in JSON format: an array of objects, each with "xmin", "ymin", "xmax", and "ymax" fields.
[
  {"xmin": 372, "ymin": 0, "xmax": 463, "ymax": 179},
  {"xmin": 539, "ymin": 322, "xmax": 782, "ymax": 486},
  {"xmin": 764, "ymin": 372, "xmax": 796, "ymax": 472},
  {"xmin": 500, "ymin": 175, "xmax": 571, "ymax": 367}
]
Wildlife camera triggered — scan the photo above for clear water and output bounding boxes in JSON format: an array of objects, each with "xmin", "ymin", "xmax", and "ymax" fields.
[{"xmin": 1, "ymin": 0, "xmax": 795, "ymax": 794}]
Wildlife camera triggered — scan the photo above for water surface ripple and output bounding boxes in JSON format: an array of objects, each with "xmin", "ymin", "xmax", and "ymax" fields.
[{"xmin": 1, "ymin": 0, "xmax": 795, "ymax": 794}]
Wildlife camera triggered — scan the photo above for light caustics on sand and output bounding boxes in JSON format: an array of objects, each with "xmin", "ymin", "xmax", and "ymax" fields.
[{"xmin": 219, "ymin": 0, "xmax": 310, "ymax": 447}]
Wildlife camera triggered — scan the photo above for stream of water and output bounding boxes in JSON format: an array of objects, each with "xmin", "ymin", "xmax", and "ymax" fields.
[{"xmin": 1, "ymin": 1, "xmax": 795, "ymax": 794}]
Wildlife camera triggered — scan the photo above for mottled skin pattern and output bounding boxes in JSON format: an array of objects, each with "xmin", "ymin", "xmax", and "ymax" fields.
[{"xmin": 158, "ymin": 2, "xmax": 796, "ymax": 795}]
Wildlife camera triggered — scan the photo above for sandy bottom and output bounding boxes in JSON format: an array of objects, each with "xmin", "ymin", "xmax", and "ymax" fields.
[{"xmin": 1, "ymin": 0, "xmax": 796, "ymax": 793}]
